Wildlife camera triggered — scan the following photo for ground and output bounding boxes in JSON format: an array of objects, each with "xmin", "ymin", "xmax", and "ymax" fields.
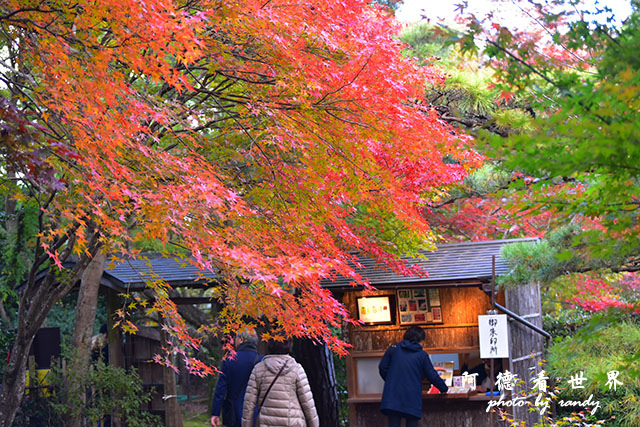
[{"xmin": 181, "ymin": 399, "xmax": 210, "ymax": 427}]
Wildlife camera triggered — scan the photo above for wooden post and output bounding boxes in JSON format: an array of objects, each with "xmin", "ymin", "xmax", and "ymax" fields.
[
  {"xmin": 106, "ymin": 289, "xmax": 124, "ymax": 369},
  {"xmin": 490, "ymin": 256, "xmax": 495, "ymax": 427},
  {"xmin": 106, "ymin": 288, "xmax": 123, "ymax": 427},
  {"xmin": 161, "ymin": 326, "xmax": 184, "ymax": 427}
]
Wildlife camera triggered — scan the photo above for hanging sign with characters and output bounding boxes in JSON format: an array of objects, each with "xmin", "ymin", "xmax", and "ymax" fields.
[{"xmin": 478, "ymin": 314, "xmax": 509, "ymax": 358}]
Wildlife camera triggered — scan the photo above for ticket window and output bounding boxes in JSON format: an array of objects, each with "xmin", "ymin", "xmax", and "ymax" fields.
[
  {"xmin": 354, "ymin": 356, "xmax": 385, "ymax": 396},
  {"xmin": 351, "ymin": 351, "xmax": 483, "ymax": 397}
]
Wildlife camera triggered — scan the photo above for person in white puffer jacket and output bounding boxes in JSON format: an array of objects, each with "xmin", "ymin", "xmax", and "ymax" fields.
[{"xmin": 241, "ymin": 338, "xmax": 319, "ymax": 427}]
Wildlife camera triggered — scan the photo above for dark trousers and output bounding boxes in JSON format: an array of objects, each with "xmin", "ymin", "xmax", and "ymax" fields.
[{"xmin": 387, "ymin": 410, "xmax": 419, "ymax": 427}]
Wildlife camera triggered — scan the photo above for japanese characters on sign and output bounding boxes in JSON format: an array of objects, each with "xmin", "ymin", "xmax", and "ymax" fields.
[
  {"xmin": 486, "ymin": 368, "xmax": 624, "ymax": 415},
  {"xmin": 478, "ymin": 314, "xmax": 509, "ymax": 358}
]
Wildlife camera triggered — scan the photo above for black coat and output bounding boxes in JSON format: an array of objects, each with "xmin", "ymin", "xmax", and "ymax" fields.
[{"xmin": 378, "ymin": 340, "xmax": 448, "ymax": 418}]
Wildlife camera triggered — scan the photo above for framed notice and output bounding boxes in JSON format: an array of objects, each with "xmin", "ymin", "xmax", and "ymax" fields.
[
  {"xmin": 478, "ymin": 314, "xmax": 510, "ymax": 358},
  {"xmin": 428, "ymin": 288, "xmax": 440, "ymax": 306},
  {"xmin": 357, "ymin": 296, "xmax": 395, "ymax": 325},
  {"xmin": 397, "ymin": 288, "xmax": 443, "ymax": 325}
]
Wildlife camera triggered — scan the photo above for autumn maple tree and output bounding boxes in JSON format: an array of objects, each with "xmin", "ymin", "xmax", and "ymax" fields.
[{"xmin": 0, "ymin": 0, "xmax": 481, "ymax": 424}]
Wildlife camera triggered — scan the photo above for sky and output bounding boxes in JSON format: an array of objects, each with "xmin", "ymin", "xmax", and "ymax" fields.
[{"xmin": 396, "ymin": 0, "xmax": 633, "ymax": 26}]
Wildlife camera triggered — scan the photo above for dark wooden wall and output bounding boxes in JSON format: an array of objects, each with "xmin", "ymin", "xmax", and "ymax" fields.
[
  {"xmin": 351, "ymin": 401, "xmax": 509, "ymax": 427},
  {"xmin": 124, "ymin": 327, "xmax": 166, "ymax": 423},
  {"xmin": 343, "ymin": 286, "xmax": 493, "ymax": 353}
]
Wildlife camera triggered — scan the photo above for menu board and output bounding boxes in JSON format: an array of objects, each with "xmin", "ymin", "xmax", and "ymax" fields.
[{"xmin": 397, "ymin": 288, "xmax": 443, "ymax": 325}]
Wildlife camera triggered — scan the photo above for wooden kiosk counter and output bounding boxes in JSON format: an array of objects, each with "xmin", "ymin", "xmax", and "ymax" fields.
[{"xmin": 324, "ymin": 239, "xmax": 546, "ymax": 427}]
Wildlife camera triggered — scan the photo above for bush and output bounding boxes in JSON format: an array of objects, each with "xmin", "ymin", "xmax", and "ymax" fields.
[
  {"xmin": 51, "ymin": 359, "xmax": 161, "ymax": 427},
  {"xmin": 12, "ymin": 394, "xmax": 61, "ymax": 427},
  {"xmin": 542, "ymin": 306, "xmax": 595, "ymax": 338},
  {"xmin": 547, "ymin": 321, "xmax": 640, "ymax": 427}
]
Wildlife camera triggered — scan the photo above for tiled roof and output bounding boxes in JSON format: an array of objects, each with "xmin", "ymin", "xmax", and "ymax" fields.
[
  {"xmin": 321, "ymin": 237, "xmax": 539, "ymax": 289},
  {"xmin": 101, "ymin": 238, "xmax": 539, "ymax": 291},
  {"xmin": 103, "ymin": 256, "xmax": 217, "ymax": 290}
]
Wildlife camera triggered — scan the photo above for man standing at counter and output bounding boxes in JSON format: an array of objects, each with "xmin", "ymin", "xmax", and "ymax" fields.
[{"xmin": 379, "ymin": 326, "xmax": 449, "ymax": 427}]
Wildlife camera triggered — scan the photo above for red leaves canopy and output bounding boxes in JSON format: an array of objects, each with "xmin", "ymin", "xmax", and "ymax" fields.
[{"xmin": 3, "ymin": 0, "xmax": 480, "ymax": 360}]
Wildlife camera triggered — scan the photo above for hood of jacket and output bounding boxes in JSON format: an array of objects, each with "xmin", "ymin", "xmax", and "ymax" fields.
[
  {"xmin": 261, "ymin": 354, "xmax": 295, "ymax": 375},
  {"xmin": 398, "ymin": 340, "xmax": 423, "ymax": 352},
  {"xmin": 236, "ymin": 341, "xmax": 258, "ymax": 353}
]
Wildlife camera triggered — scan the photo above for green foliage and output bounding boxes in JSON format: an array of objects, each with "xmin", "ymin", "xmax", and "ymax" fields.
[
  {"xmin": 44, "ymin": 293, "xmax": 78, "ymax": 349},
  {"xmin": 12, "ymin": 394, "xmax": 61, "ymax": 427},
  {"xmin": 491, "ymin": 108, "xmax": 534, "ymax": 133},
  {"xmin": 183, "ymin": 411, "xmax": 211, "ymax": 427},
  {"xmin": 401, "ymin": 21, "xmax": 536, "ymax": 141},
  {"xmin": 542, "ymin": 306, "xmax": 595, "ymax": 338},
  {"xmin": 473, "ymin": 1, "xmax": 640, "ymax": 257},
  {"xmin": 0, "ymin": 318, "xmax": 15, "ymax": 377},
  {"xmin": 547, "ymin": 321, "xmax": 640, "ymax": 426},
  {"xmin": 51, "ymin": 359, "xmax": 161, "ymax": 427},
  {"xmin": 463, "ymin": 163, "xmax": 511, "ymax": 194},
  {"xmin": 334, "ymin": 350, "xmax": 349, "ymax": 426},
  {"xmin": 498, "ymin": 225, "xmax": 637, "ymax": 288},
  {"xmin": 499, "ymin": 226, "xmax": 640, "ymax": 318},
  {"xmin": 438, "ymin": 162, "xmax": 511, "ymax": 212},
  {"xmin": 400, "ymin": 23, "xmax": 459, "ymax": 66},
  {"xmin": 43, "ymin": 291, "xmax": 108, "ymax": 349},
  {"xmin": 498, "ymin": 238, "xmax": 555, "ymax": 288},
  {"xmin": 347, "ymin": 203, "xmax": 437, "ymax": 258},
  {"xmin": 443, "ymin": 69, "xmax": 498, "ymax": 117},
  {"xmin": 0, "ymin": 195, "xmax": 39, "ymax": 325}
]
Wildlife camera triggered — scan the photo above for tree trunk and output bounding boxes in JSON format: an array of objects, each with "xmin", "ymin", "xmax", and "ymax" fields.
[
  {"xmin": 0, "ymin": 329, "xmax": 36, "ymax": 427},
  {"xmin": 64, "ymin": 251, "xmax": 106, "ymax": 427},
  {"xmin": 0, "ymin": 233, "xmax": 98, "ymax": 427},
  {"xmin": 0, "ymin": 274, "xmax": 72, "ymax": 427},
  {"xmin": 161, "ymin": 326, "xmax": 184, "ymax": 427},
  {"xmin": 294, "ymin": 339, "xmax": 339, "ymax": 427}
]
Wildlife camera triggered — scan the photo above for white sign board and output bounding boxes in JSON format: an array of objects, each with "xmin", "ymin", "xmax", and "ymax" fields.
[
  {"xmin": 478, "ymin": 314, "xmax": 509, "ymax": 358},
  {"xmin": 357, "ymin": 296, "xmax": 392, "ymax": 324}
]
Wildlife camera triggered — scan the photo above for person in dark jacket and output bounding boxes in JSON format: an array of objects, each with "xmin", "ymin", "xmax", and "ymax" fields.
[
  {"xmin": 211, "ymin": 329, "xmax": 263, "ymax": 427},
  {"xmin": 378, "ymin": 326, "xmax": 448, "ymax": 427}
]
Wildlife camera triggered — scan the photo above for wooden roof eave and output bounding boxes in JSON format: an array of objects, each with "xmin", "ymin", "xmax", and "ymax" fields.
[{"xmin": 325, "ymin": 278, "xmax": 488, "ymax": 292}]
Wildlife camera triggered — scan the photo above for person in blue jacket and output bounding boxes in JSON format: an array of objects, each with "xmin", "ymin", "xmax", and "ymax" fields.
[
  {"xmin": 378, "ymin": 326, "xmax": 448, "ymax": 427},
  {"xmin": 211, "ymin": 329, "xmax": 263, "ymax": 427}
]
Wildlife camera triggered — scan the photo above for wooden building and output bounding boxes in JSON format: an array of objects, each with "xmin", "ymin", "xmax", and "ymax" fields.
[
  {"xmin": 323, "ymin": 238, "xmax": 548, "ymax": 427},
  {"xmin": 99, "ymin": 256, "xmax": 218, "ymax": 425},
  {"xmin": 100, "ymin": 256, "xmax": 341, "ymax": 426},
  {"xmin": 98, "ymin": 239, "xmax": 548, "ymax": 426}
]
